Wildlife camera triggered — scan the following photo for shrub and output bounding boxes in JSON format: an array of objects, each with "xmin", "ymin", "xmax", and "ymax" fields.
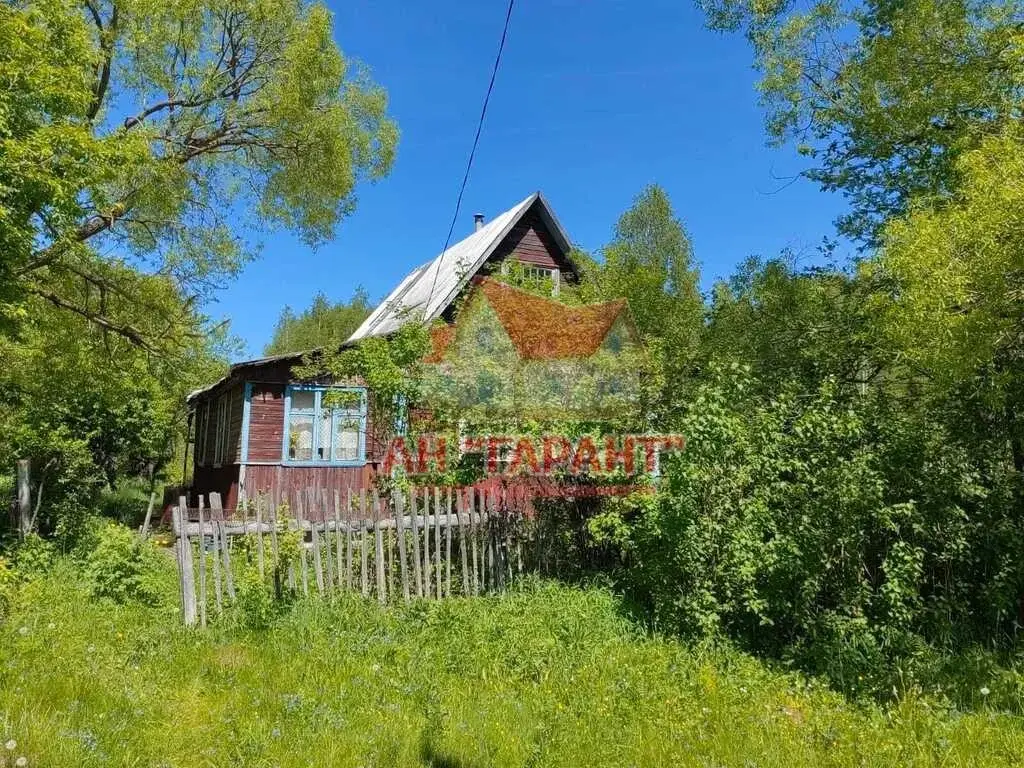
[
  {"xmin": 99, "ymin": 480, "xmax": 156, "ymax": 529},
  {"xmin": 231, "ymin": 563, "xmax": 279, "ymax": 630},
  {"xmin": 599, "ymin": 365, "xmax": 1024, "ymax": 698},
  {"xmin": 0, "ymin": 556, "xmax": 15, "ymax": 618},
  {"xmin": 12, "ymin": 533, "xmax": 56, "ymax": 579},
  {"xmin": 84, "ymin": 523, "xmax": 171, "ymax": 605}
]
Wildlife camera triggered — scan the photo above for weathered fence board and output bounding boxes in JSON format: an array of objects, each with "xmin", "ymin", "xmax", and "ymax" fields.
[{"xmin": 172, "ymin": 485, "xmax": 535, "ymax": 626}]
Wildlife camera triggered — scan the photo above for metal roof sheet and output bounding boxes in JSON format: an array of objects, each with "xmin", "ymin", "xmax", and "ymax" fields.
[{"xmin": 347, "ymin": 192, "xmax": 570, "ymax": 343}]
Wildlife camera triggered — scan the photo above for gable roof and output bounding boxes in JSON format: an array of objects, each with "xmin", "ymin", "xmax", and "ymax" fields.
[
  {"xmin": 347, "ymin": 192, "xmax": 573, "ymax": 344},
  {"xmin": 425, "ymin": 277, "xmax": 635, "ymax": 363}
]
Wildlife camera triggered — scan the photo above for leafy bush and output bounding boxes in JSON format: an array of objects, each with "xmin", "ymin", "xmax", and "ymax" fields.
[
  {"xmin": 0, "ymin": 424, "xmax": 104, "ymax": 545},
  {"xmin": 99, "ymin": 480, "xmax": 156, "ymax": 529},
  {"xmin": 599, "ymin": 365, "xmax": 1024, "ymax": 697},
  {"xmin": 231, "ymin": 563, "xmax": 279, "ymax": 630},
  {"xmin": 84, "ymin": 523, "xmax": 172, "ymax": 605},
  {"xmin": 12, "ymin": 533, "xmax": 56, "ymax": 579},
  {"xmin": 0, "ymin": 556, "xmax": 15, "ymax": 617}
]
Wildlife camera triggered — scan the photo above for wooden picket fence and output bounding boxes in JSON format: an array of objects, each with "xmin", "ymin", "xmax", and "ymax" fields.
[{"xmin": 171, "ymin": 486, "xmax": 531, "ymax": 627}]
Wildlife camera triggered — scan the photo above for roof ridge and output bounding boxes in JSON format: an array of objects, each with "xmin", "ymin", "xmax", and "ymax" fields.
[{"xmin": 347, "ymin": 192, "xmax": 572, "ymax": 344}]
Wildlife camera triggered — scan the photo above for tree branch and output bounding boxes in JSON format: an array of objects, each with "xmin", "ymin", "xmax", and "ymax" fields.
[
  {"xmin": 27, "ymin": 286, "xmax": 156, "ymax": 352},
  {"xmin": 86, "ymin": 2, "xmax": 117, "ymax": 122}
]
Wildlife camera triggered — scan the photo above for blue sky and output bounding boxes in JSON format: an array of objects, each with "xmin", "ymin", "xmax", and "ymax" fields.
[{"xmin": 218, "ymin": 0, "xmax": 850, "ymax": 357}]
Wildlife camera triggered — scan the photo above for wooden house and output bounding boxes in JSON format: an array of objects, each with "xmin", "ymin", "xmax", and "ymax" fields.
[{"xmin": 185, "ymin": 192, "xmax": 637, "ymax": 510}]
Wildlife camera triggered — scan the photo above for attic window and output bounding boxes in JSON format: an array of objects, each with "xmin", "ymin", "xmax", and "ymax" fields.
[
  {"xmin": 524, "ymin": 266, "xmax": 553, "ymax": 280},
  {"xmin": 284, "ymin": 386, "xmax": 367, "ymax": 465},
  {"xmin": 501, "ymin": 262, "xmax": 561, "ymax": 296}
]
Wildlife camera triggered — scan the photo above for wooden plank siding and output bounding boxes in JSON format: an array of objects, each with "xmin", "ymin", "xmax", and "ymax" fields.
[
  {"xmin": 191, "ymin": 464, "xmax": 241, "ymax": 510},
  {"xmin": 487, "ymin": 206, "xmax": 573, "ymax": 272},
  {"xmin": 246, "ymin": 382, "xmax": 286, "ymax": 462},
  {"xmin": 242, "ymin": 464, "xmax": 371, "ymax": 512},
  {"xmin": 228, "ymin": 383, "xmax": 245, "ymax": 463}
]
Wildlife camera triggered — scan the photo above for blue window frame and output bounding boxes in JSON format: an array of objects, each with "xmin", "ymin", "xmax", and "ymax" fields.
[{"xmin": 282, "ymin": 385, "xmax": 367, "ymax": 466}]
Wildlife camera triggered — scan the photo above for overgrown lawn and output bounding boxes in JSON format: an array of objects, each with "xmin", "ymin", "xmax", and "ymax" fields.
[{"xmin": 0, "ymin": 563, "xmax": 1021, "ymax": 766}]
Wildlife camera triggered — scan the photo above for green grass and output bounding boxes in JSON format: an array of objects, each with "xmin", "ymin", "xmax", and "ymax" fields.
[{"xmin": 1, "ymin": 563, "xmax": 1023, "ymax": 767}]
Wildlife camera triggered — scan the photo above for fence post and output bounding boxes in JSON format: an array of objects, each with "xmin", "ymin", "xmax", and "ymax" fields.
[
  {"xmin": 255, "ymin": 495, "xmax": 266, "ymax": 580},
  {"xmin": 334, "ymin": 490, "xmax": 345, "ymax": 590},
  {"xmin": 140, "ymin": 490, "xmax": 156, "ymax": 539},
  {"xmin": 295, "ymin": 493, "xmax": 309, "ymax": 597},
  {"xmin": 321, "ymin": 489, "xmax": 335, "ymax": 595},
  {"xmin": 456, "ymin": 490, "xmax": 470, "ymax": 596},
  {"xmin": 359, "ymin": 490, "xmax": 369, "ymax": 598},
  {"xmin": 197, "ymin": 498, "xmax": 207, "ymax": 628},
  {"xmin": 409, "ymin": 487, "xmax": 423, "ymax": 598},
  {"xmin": 310, "ymin": 494, "xmax": 325, "ymax": 595},
  {"xmin": 345, "ymin": 489, "xmax": 354, "ymax": 591},
  {"xmin": 422, "ymin": 487, "xmax": 432, "ymax": 598},
  {"xmin": 395, "ymin": 490, "xmax": 410, "ymax": 602},
  {"xmin": 210, "ymin": 492, "xmax": 235, "ymax": 600},
  {"xmin": 433, "ymin": 486, "xmax": 443, "ymax": 599},
  {"xmin": 445, "ymin": 487, "xmax": 453, "ymax": 597},
  {"xmin": 175, "ymin": 498, "xmax": 197, "ymax": 627},
  {"xmin": 374, "ymin": 493, "xmax": 386, "ymax": 604},
  {"xmin": 16, "ymin": 460, "xmax": 30, "ymax": 538},
  {"xmin": 470, "ymin": 488, "xmax": 481, "ymax": 595}
]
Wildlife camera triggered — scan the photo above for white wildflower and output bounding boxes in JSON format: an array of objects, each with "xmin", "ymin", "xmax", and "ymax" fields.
[
  {"xmin": 14, "ymin": 756, "xmax": 26, "ymax": 767},
  {"xmin": 980, "ymin": 686, "xmax": 991, "ymax": 697},
  {"xmin": 4, "ymin": 740, "xmax": 15, "ymax": 751}
]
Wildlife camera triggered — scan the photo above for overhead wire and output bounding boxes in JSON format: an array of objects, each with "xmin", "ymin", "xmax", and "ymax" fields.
[{"xmin": 423, "ymin": 0, "xmax": 516, "ymax": 316}]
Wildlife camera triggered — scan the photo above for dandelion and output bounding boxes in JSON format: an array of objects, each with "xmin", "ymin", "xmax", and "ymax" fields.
[
  {"xmin": 17, "ymin": 627, "xmax": 27, "ymax": 636},
  {"xmin": 14, "ymin": 757, "xmax": 25, "ymax": 767},
  {"xmin": 4, "ymin": 740, "xmax": 15, "ymax": 751},
  {"xmin": 980, "ymin": 686, "xmax": 991, "ymax": 697}
]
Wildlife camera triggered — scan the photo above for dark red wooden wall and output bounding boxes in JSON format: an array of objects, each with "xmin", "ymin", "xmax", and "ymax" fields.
[
  {"xmin": 247, "ymin": 382, "xmax": 286, "ymax": 462},
  {"xmin": 488, "ymin": 205, "xmax": 573, "ymax": 272}
]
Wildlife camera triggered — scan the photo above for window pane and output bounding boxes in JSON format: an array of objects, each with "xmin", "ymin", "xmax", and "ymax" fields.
[
  {"xmin": 317, "ymin": 410, "xmax": 332, "ymax": 461},
  {"xmin": 288, "ymin": 414, "xmax": 314, "ymax": 461},
  {"xmin": 291, "ymin": 390, "xmax": 315, "ymax": 412},
  {"xmin": 334, "ymin": 418, "xmax": 360, "ymax": 462}
]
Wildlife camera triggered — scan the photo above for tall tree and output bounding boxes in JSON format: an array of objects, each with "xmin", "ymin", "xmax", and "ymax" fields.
[
  {"xmin": 0, "ymin": 0, "xmax": 397, "ymax": 353},
  {"xmin": 0, "ymin": 292, "xmax": 231, "ymax": 539},
  {"xmin": 698, "ymin": 0, "xmax": 1024, "ymax": 244},
  {"xmin": 873, "ymin": 127, "xmax": 1024, "ymax": 472},
  {"xmin": 264, "ymin": 288, "xmax": 372, "ymax": 355},
  {"xmin": 583, "ymin": 185, "xmax": 704, "ymax": 414}
]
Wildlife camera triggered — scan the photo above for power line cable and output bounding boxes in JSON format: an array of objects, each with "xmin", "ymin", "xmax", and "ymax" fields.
[{"xmin": 424, "ymin": 0, "xmax": 516, "ymax": 315}]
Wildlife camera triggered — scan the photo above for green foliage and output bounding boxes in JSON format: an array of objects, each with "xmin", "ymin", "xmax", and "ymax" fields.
[
  {"xmin": 264, "ymin": 289, "xmax": 373, "ymax": 355},
  {"xmin": 0, "ymin": 297, "xmax": 228, "ymax": 539},
  {"xmin": 295, "ymin": 321, "xmax": 431, "ymax": 454},
  {"xmin": 874, "ymin": 127, "xmax": 1024, "ymax": 385},
  {"xmin": 602, "ymin": 364, "xmax": 1024, "ymax": 696},
  {"xmin": 83, "ymin": 522, "xmax": 172, "ymax": 605},
  {"xmin": 1, "ymin": 0, "xmax": 396, "ymax": 354},
  {"xmin": 579, "ymin": 185, "xmax": 704, "ymax": 418},
  {"xmin": 11, "ymin": 534, "xmax": 57, "ymax": 579},
  {"xmin": 231, "ymin": 559, "xmax": 280, "ymax": 631},
  {"xmin": 703, "ymin": 256, "xmax": 879, "ymax": 395},
  {"xmin": 0, "ymin": 556, "xmax": 14, "ymax": 618},
  {"xmin": 98, "ymin": 480, "xmax": 155, "ymax": 529},
  {"xmin": 697, "ymin": 0, "xmax": 1024, "ymax": 243},
  {"xmin": 0, "ymin": 424, "xmax": 102, "ymax": 543},
  {"xmin": 2, "ymin": 564, "xmax": 1024, "ymax": 765}
]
